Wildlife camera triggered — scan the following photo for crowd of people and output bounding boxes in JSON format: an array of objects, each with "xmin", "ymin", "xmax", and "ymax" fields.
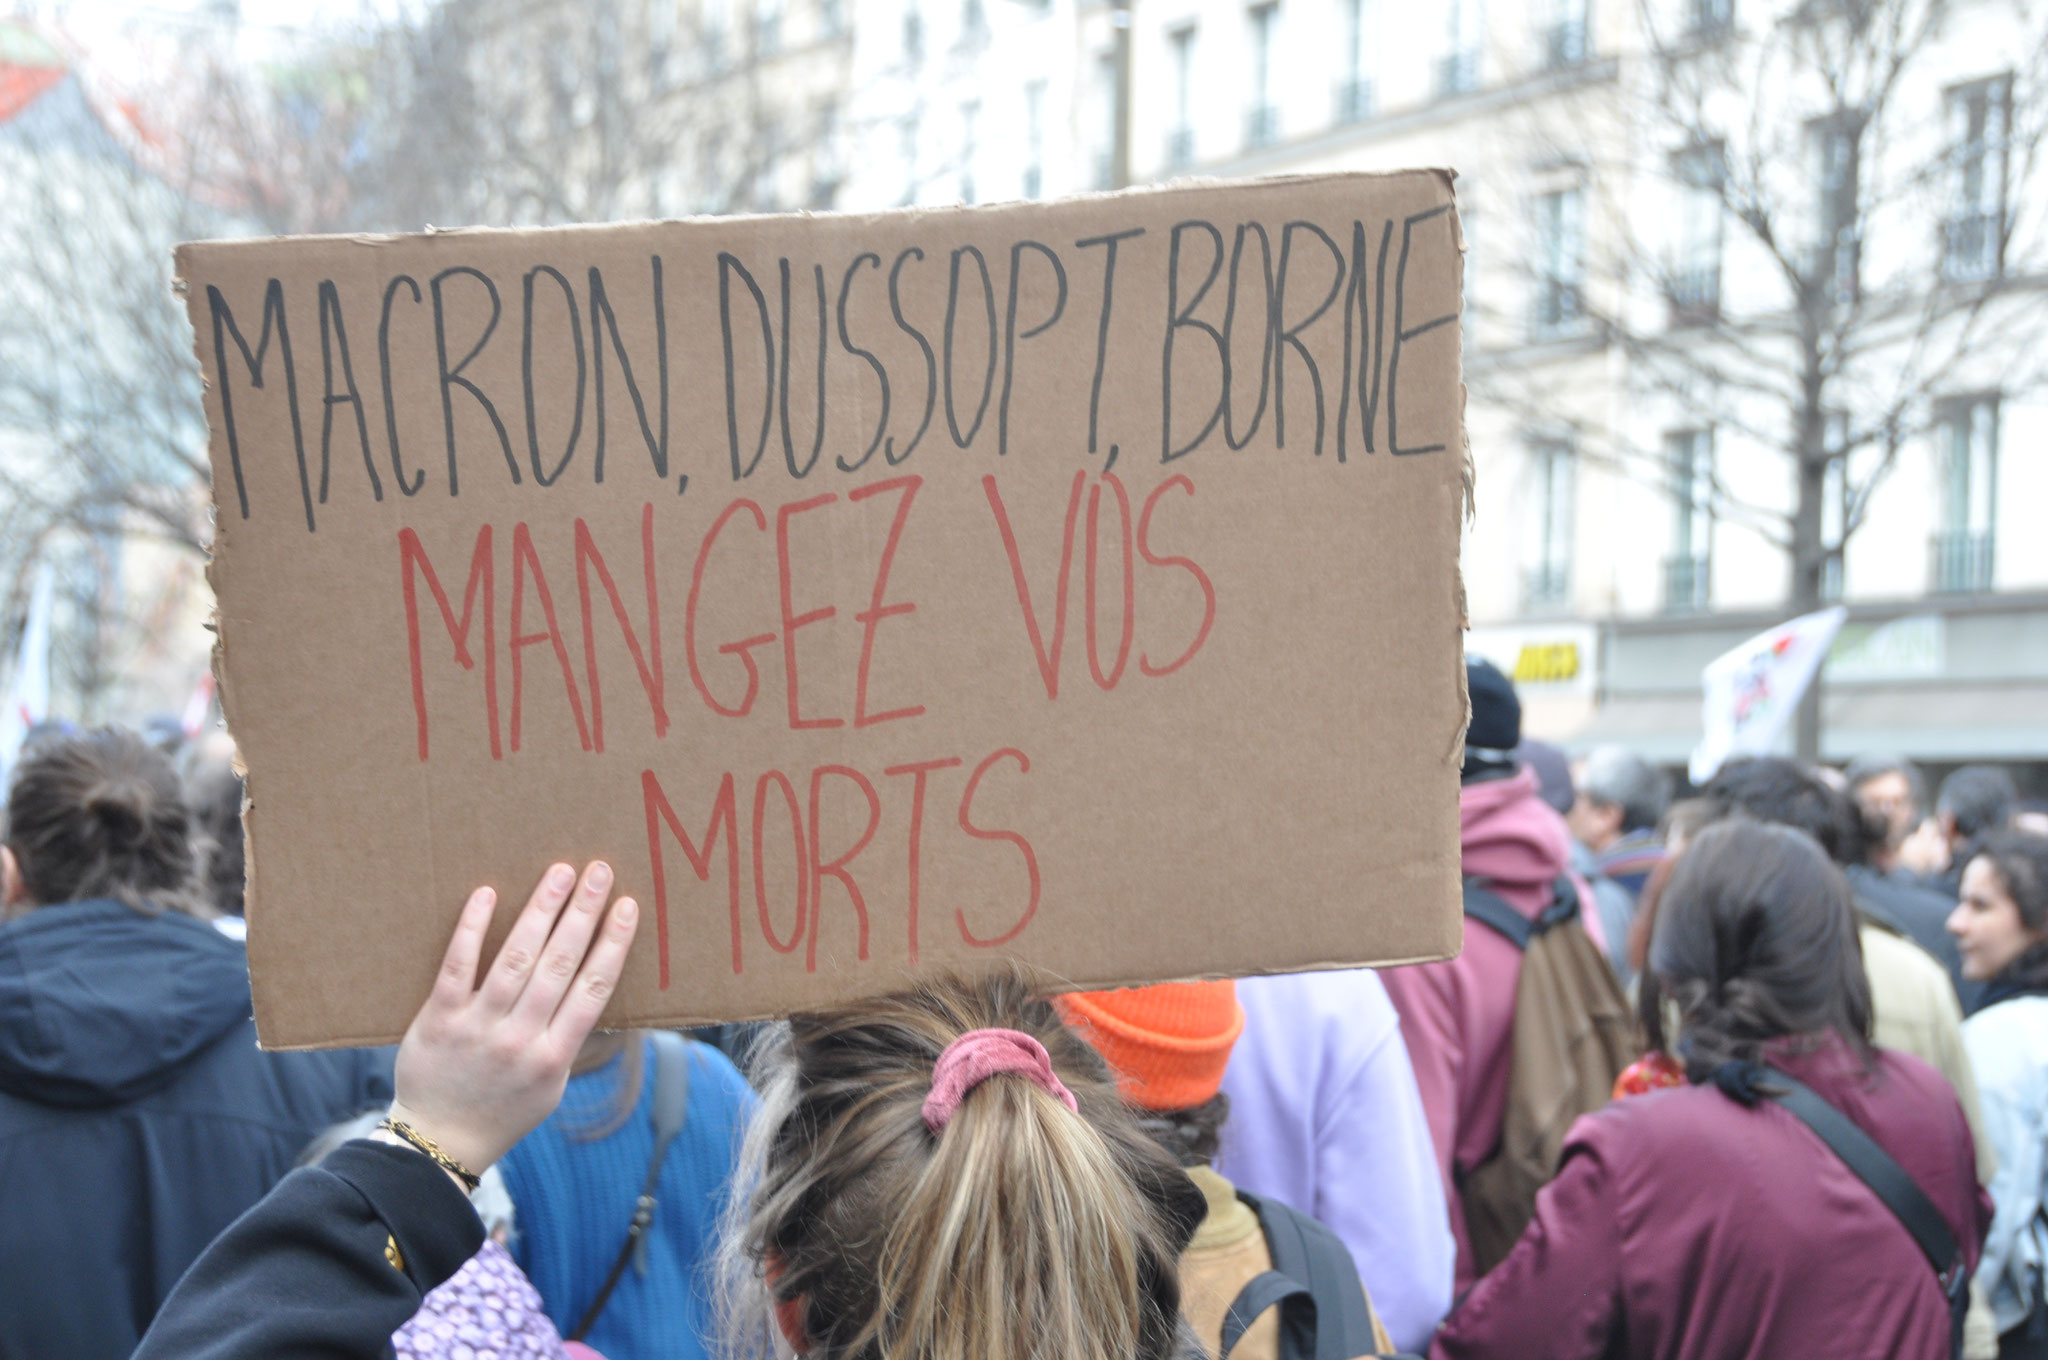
[{"xmin": 1, "ymin": 658, "xmax": 2044, "ymax": 1360}]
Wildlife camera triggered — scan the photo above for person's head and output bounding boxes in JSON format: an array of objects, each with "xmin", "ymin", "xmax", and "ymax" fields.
[
  {"xmin": 1700, "ymin": 757, "xmax": 1866, "ymax": 867},
  {"xmin": 1567, "ymin": 745, "xmax": 1671, "ymax": 851},
  {"xmin": 1463, "ymin": 657, "xmax": 1521, "ymax": 784},
  {"xmin": 1514, "ymin": 739, "xmax": 1575, "ymax": 816},
  {"xmin": 2, "ymin": 727, "xmax": 207, "ymax": 918},
  {"xmin": 1055, "ymin": 979, "xmax": 1245, "ymax": 1168},
  {"xmin": 724, "ymin": 968, "xmax": 1199, "ymax": 1360},
  {"xmin": 1646, "ymin": 819, "xmax": 1873, "ymax": 1078},
  {"xmin": 1948, "ymin": 830, "xmax": 2048, "ymax": 988},
  {"xmin": 186, "ymin": 763, "xmax": 247, "ymax": 918},
  {"xmin": 1843, "ymin": 755, "xmax": 1926, "ymax": 856},
  {"xmin": 1937, "ymin": 765, "xmax": 2018, "ymax": 847}
]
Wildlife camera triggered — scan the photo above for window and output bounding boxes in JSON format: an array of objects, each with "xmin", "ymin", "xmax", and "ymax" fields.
[
  {"xmin": 818, "ymin": 0, "xmax": 846, "ymax": 38},
  {"xmin": 1438, "ymin": 0, "xmax": 1481, "ymax": 96},
  {"xmin": 1167, "ymin": 26, "xmax": 1197, "ymax": 168},
  {"xmin": 1542, "ymin": 0, "xmax": 1587, "ymax": 68},
  {"xmin": 1669, "ymin": 141, "xmax": 1724, "ymax": 325},
  {"xmin": 1945, "ymin": 76, "xmax": 2011, "ymax": 282},
  {"xmin": 1931, "ymin": 395, "xmax": 1998, "ymax": 593},
  {"xmin": 1686, "ymin": 0, "xmax": 1733, "ymax": 38},
  {"xmin": 899, "ymin": 114, "xmax": 920, "ymax": 205},
  {"xmin": 1809, "ymin": 111, "xmax": 1863, "ymax": 303},
  {"xmin": 903, "ymin": 0, "xmax": 924, "ymax": 62},
  {"xmin": 961, "ymin": 0, "xmax": 987, "ymax": 43},
  {"xmin": 809, "ymin": 100, "xmax": 843, "ymax": 208},
  {"xmin": 1664, "ymin": 429, "xmax": 1714, "ymax": 612},
  {"xmin": 1523, "ymin": 438, "xmax": 1575, "ymax": 611},
  {"xmin": 703, "ymin": 0, "xmax": 732, "ymax": 70},
  {"xmin": 1532, "ymin": 187, "xmax": 1584, "ymax": 337},
  {"xmin": 753, "ymin": 0, "xmax": 784, "ymax": 55},
  {"xmin": 1092, "ymin": 50, "xmax": 1117, "ymax": 189},
  {"xmin": 648, "ymin": 0, "xmax": 677, "ymax": 83},
  {"xmin": 958, "ymin": 100, "xmax": 979, "ymax": 203},
  {"xmin": 1245, "ymin": 5, "xmax": 1279, "ymax": 148},
  {"xmin": 751, "ymin": 116, "xmax": 784, "ymax": 208},
  {"xmin": 1022, "ymin": 80, "xmax": 1046, "ymax": 198},
  {"xmin": 1337, "ymin": 0, "xmax": 1374, "ymax": 121}
]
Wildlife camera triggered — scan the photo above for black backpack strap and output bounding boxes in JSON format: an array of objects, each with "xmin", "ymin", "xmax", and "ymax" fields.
[
  {"xmin": 1221, "ymin": 1271, "xmax": 1314, "ymax": 1360},
  {"xmin": 1763, "ymin": 1067, "xmax": 1968, "ymax": 1353},
  {"xmin": 1461, "ymin": 878, "xmax": 1534, "ymax": 951},
  {"xmin": 1241, "ymin": 1190, "xmax": 1377, "ymax": 1360},
  {"xmin": 569, "ymin": 1033, "xmax": 694, "ymax": 1342},
  {"xmin": 1534, "ymin": 875, "xmax": 1581, "ymax": 932}
]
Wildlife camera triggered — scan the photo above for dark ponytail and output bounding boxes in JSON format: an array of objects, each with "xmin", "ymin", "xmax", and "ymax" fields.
[
  {"xmin": 3, "ymin": 728, "xmax": 207, "ymax": 917},
  {"xmin": 1648, "ymin": 819, "xmax": 1873, "ymax": 1085}
]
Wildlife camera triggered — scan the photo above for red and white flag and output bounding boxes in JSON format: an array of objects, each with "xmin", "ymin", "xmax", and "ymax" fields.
[{"xmin": 1689, "ymin": 605, "xmax": 1848, "ymax": 784}]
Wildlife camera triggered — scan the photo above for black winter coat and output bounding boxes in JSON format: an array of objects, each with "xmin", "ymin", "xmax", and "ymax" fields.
[{"xmin": 0, "ymin": 900, "xmax": 393, "ymax": 1359}]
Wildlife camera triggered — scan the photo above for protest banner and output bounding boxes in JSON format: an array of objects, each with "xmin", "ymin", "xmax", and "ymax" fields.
[{"xmin": 176, "ymin": 172, "xmax": 1471, "ymax": 1048}]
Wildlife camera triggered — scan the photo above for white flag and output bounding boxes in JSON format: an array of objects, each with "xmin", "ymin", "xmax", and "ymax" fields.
[
  {"xmin": 1689, "ymin": 605, "xmax": 1848, "ymax": 785},
  {"xmin": 0, "ymin": 562, "xmax": 56, "ymax": 784}
]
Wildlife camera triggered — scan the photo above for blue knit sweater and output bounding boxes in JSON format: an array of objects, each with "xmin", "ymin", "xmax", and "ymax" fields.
[{"xmin": 501, "ymin": 1037, "xmax": 756, "ymax": 1360}]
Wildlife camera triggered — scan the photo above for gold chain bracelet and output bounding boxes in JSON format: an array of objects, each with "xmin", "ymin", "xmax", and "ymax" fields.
[{"xmin": 377, "ymin": 1117, "xmax": 482, "ymax": 1192}]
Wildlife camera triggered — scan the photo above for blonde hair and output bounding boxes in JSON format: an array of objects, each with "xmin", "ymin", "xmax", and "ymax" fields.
[{"xmin": 719, "ymin": 966, "xmax": 1198, "ymax": 1360}]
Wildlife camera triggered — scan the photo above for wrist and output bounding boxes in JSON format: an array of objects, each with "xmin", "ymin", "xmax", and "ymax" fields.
[
  {"xmin": 366, "ymin": 1126, "xmax": 474, "ymax": 1196},
  {"xmin": 377, "ymin": 1106, "xmax": 486, "ymax": 1192}
]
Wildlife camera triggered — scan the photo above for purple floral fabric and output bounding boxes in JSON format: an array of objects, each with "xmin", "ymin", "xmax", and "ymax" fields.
[{"xmin": 392, "ymin": 1238, "xmax": 569, "ymax": 1360}]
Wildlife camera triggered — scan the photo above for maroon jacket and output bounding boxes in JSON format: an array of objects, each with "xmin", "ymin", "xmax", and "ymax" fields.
[{"xmin": 1431, "ymin": 1037, "xmax": 1992, "ymax": 1360}]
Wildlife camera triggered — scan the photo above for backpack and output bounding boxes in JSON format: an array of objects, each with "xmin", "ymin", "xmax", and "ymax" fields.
[
  {"xmin": 1219, "ymin": 1190, "xmax": 1416, "ymax": 1360},
  {"xmin": 1456, "ymin": 875, "xmax": 1638, "ymax": 1277}
]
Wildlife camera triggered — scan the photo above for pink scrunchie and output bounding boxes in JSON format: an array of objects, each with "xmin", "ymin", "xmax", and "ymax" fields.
[{"xmin": 922, "ymin": 1028, "xmax": 1079, "ymax": 1132}]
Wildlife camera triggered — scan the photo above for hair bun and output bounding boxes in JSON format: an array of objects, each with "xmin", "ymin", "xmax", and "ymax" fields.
[{"xmin": 84, "ymin": 777, "xmax": 155, "ymax": 850}]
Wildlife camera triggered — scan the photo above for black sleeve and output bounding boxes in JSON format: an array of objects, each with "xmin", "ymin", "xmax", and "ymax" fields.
[{"xmin": 135, "ymin": 1140, "xmax": 485, "ymax": 1360}]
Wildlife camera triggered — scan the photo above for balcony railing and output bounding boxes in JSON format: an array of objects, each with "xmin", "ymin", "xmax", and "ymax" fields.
[
  {"xmin": 1531, "ymin": 276, "xmax": 1584, "ymax": 337},
  {"xmin": 1544, "ymin": 18, "xmax": 1587, "ymax": 68},
  {"xmin": 1244, "ymin": 104, "xmax": 1279, "ymax": 149},
  {"xmin": 1942, "ymin": 211, "xmax": 2003, "ymax": 283},
  {"xmin": 1663, "ymin": 554, "xmax": 1712, "ymax": 613},
  {"xmin": 1929, "ymin": 531, "xmax": 1994, "ymax": 594},
  {"xmin": 1666, "ymin": 265, "xmax": 1721, "ymax": 326},
  {"xmin": 1521, "ymin": 562, "xmax": 1573, "ymax": 614},
  {"xmin": 1335, "ymin": 76, "xmax": 1375, "ymax": 123},
  {"xmin": 1435, "ymin": 49, "xmax": 1480, "ymax": 98},
  {"xmin": 1804, "ymin": 231, "xmax": 1861, "ymax": 304}
]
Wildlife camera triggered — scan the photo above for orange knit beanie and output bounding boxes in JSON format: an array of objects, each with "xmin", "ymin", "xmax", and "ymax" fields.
[{"xmin": 1055, "ymin": 980, "xmax": 1245, "ymax": 1111}]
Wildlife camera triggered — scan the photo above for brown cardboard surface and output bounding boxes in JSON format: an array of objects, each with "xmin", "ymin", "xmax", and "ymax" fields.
[{"xmin": 176, "ymin": 172, "xmax": 1470, "ymax": 1049}]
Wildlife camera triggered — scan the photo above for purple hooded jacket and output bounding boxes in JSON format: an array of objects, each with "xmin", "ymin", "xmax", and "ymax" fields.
[{"xmin": 1379, "ymin": 766, "xmax": 1597, "ymax": 1294}]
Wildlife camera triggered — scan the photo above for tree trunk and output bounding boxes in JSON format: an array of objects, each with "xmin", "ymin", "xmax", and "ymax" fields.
[{"xmin": 1790, "ymin": 353, "xmax": 1829, "ymax": 765}]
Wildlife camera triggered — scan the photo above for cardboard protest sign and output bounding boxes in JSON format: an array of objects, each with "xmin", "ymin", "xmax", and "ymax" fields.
[{"xmin": 176, "ymin": 172, "xmax": 1470, "ymax": 1049}]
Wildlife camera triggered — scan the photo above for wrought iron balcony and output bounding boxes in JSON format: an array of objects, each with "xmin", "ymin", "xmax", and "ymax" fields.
[
  {"xmin": 1435, "ymin": 49, "xmax": 1479, "ymax": 98},
  {"xmin": 1663, "ymin": 554, "xmax": 1712, "ymax": 613},
  {"xmin": 1666, "ymin": 265, "xmax": 1721, "ymax": 326},
  {"xmin": 1531, "ymin": 277, "xmax": 1584, "ymax": 337},
  {"xmin": 1244, "ymin": 104, "xmax": 1279, "ymax": 149},
  {"xmin": 1521, "ymin": 562, "xmax": 1573, "ymax": 614},
  {"xmin": 1544, "ymin": 18, "xmax": 1587, "ymax": 68},
  {"xmin": 1942, "ymin": 212, "xmax": 2003, "ymax": 283},
  {"xmin": 1929, "ymin": 531, "xmax": 1994, "ymax": 594},
  {"xmin": 1335, "ymin": 77, "xmax": 1374, "ymax": 123}
]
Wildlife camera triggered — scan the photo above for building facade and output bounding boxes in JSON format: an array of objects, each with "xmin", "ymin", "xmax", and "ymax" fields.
[{"xmin": 828, "ymin": 0, "xmax": 2048, "ymax": 784}]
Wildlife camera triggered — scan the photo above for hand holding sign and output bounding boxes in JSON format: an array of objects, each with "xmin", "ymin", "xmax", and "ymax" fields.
[{"xmin": 387, "ymin": 861, "xmax": 639, "ymax": 1175}]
